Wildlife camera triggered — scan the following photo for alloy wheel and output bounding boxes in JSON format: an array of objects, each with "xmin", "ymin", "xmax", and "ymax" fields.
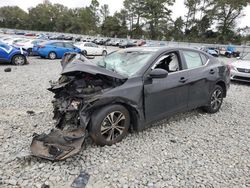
[
  {"xmin": 49, "ymin": 52, "xmax": 56, "ymax": 60},
  {"xmin": 14, "ymin": 56, "xmax": 25, "ymax": 65},
  {"xmin": 101, "ymin": 111, "xmax": 126, "ymax": 141},
  {"xmin": 211, "ymin": 89, "xmax": 222, "ymax": 110}
]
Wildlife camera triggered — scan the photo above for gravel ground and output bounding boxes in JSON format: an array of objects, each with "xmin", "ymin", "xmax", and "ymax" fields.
[{"xmin": 0, "ymin": 54, "xmax": 250, "ymax": 188}]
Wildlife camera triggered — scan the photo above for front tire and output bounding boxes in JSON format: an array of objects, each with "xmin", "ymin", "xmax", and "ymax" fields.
[
  {"xmin": 12, "ymin": 55, "xmax": 26, "ymax": 65},
  {"xmin": 202, "ymin": 85, "xmax": 224, "ymax": 113},
  {"xmin": 48, "ymin": 52, "xmax": 57, "ymax": 60},
  {"xmin": 89, "ymin": 105, "xmax": 130, "ymax": 146}
]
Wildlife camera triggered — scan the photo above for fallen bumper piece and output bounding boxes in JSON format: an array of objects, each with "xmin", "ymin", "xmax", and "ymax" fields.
[
  {"xmin": 30, "ymin": 128, "xmax": 85, "ymax": 161},
  {"xmin": 71, "ymin": 171, "xmax": 90, "ymax": 188}
]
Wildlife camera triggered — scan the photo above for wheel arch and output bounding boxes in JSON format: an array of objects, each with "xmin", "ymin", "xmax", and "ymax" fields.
[
  {"xmin": 48, "ymin": 51, "xmax": 57, "ymax": 59},
  {"xmin": 87, "ymin": 101, "xmax": 140, "ymax": 132},
  {"xmin": 11, "ymin": 53, "xmax": 26, "ymax": 64},
  {"xmin": 216, "ymin": 80, "xmax": 227, "ymax": 97},
  {"xmin": 116, "ymin": 102, "xmax": 139, "ymax": 132}
]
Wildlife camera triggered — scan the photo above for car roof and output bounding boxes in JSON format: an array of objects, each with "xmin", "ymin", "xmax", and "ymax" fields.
[
  {"xmin": 120, "ymin": 46, "xmax": 207, "ymax": 54},
  {"xmin": 46, "ymin": 40, "xmax": 73, "ymax": 44}
]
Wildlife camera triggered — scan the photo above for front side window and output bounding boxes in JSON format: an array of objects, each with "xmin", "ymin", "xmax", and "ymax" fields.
[
  {"xmin": 91, "ymin": 43, "xmax": 98, "ymax": 48},
  {"xmin": 153, "ymin": 52, "xmax": 180, "ymax": 73},
  {"xmin": 183, "ymin": 51, "xmax": 203, "ymax": 69}
]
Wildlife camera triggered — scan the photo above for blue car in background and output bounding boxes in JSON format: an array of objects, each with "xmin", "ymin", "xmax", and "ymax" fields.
[
  {"xmin": 200, "ymin": 47, "xmax": 219, "ymax": 57},
  {"xmin": 35, "ymin": 41, "xmax": 82, "ymax": 59},
  {"xmin": 0, "ymin": 42, "xmax": 28, "ymax": 65}
]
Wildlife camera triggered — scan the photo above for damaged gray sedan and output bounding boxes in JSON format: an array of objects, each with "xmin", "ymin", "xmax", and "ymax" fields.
[{"xmin": 31, "ymin": 47, "xmax": 230, "ymax": 160}]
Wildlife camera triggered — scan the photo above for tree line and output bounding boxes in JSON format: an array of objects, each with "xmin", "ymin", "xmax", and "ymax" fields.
[{"xmin": 0, "ymin": 0, "xmax": 249, "ymax": 44}]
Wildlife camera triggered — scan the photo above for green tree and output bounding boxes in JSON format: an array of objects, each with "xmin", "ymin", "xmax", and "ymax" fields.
[
  {"xmin": 0, "ymin": 6, "xmax": 28, "ymax": 29},
  {"xmin": 124, "ymin": 0, "xmax": 144, "ymax": 38},
  {"xmin": 213, "ymin": 0, "xmax": 249, "ymax": 42},
  {"xmin": 100, "ymin": 4, "xmax": 110, "ymax": 21},
  {"xmin": 89, "ymin": 0, "xmax": 100, "ymax": 26},
  {"xmin": 101, "ymin": 16, "xmax": 121, "ymax": 37},
  {"xmin": 141, "ymin": 0, "xmax": 175, "ymax": 40},
  {"xmin": 184, "ymin": 0, "xmax": 201, "ymax": 30},
  {"xmin": 114, "ymin": 9, "xmax": 129, "ymax": 37},
  {"xmin": 171, "ymin": 17, "xmax": 185, "ymax": 41},
  {"xmin": 28, "ymin": 3, "xmax": 55, "ymax": 31}
]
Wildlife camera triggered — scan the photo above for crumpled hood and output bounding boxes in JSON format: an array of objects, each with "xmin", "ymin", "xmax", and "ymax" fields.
[
  {"xmin": 62, "ymin": 59, "xmax": 127, "ymax": 80},
  {"xmin": 232, "ymin": 60, "xmax": 250, "ymax": 69}
]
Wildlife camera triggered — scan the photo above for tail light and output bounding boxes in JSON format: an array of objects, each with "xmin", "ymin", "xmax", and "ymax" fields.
[{"xmin": 38, "ymin": 45, "xmax": 45, "ymax": 48}]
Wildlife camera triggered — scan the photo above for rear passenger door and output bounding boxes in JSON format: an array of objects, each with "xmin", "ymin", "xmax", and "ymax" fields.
[
  {"xmin": 180, "ymin": 50, "xmax": 211, "ymax": 109},
  {"xmin": 83, "ymin": 43, "xmax": 93, "ymax": 55},
  {"xmin": 64, "ymin": 43, "xmax": 75, "ymax": 52},
  {"xmin": 53, "ymin": 42, "xmax": 66, "ymax": 57}
]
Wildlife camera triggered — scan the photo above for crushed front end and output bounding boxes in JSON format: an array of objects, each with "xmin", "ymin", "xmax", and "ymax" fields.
[{"xmin": 30, "ymin": 53, "xmax": 126, "ymax": 161}]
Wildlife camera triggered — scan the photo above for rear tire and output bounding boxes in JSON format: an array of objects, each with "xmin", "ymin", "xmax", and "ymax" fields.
[
  {"xmin": 48, "ymin": 52, "xmax": 57, "ymax": 60},
  {"xmin": 89, "ymin": 104, "xmax": 130, "ymax": 146},
  {"xmin": 202, "ymin": 85, "xmax": 224, "ymax": 114},
  {"xmin": 11, "ymin": 54, "xmax": 26, "ymax": 65}
]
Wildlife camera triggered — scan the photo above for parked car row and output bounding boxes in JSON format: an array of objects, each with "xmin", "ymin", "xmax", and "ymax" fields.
[
  {"xmin": 200, "ymin": 45, "xmax": 241, "ymax": 58},
  {"xmin": 0, "ymin": 34, "xmax": 111, "ymax": 61},
  {"xmin": 0, "ymin": 32, "xmax": 249, "ymax": 86}
]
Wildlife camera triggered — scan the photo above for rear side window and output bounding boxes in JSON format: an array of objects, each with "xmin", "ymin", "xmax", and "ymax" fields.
[
  {"xmin": 200, "ymin": 53, "xmax": 209, "ymax": 64},
  {"xmin": 183, "ymin": 51, "xmax": 203, "ymax": 69},
  {"xmin": 64, "ymin": 43, "xmax": 74, "ymax": 48},
  {"xmin": 84, "ymin": 43, "xmax": 91, "ymax": 47},
  {"xmin": 52, "ymin": 42, "xmax": 64, "ymax": 47}
]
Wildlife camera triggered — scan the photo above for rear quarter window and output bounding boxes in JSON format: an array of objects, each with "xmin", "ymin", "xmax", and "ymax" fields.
[
  {"xmin": 200, "ymin": 53, "xmax": 209, "ymax": 64},
  {"xmin": 183, "ymin": 51, "xmax": 204, "ymax": 69},
  {"xmin": 64, "ymin": 43, "xmax": 74, "ymax": 48}
]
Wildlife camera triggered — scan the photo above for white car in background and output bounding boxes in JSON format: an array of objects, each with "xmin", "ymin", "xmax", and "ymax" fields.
[
  {"xmin": 1, "ymin": 37, "xmax": 24, "ymax": 45},
  {"xmin": 230, "ymin": 53, "xmax": 250, "ymax": 82},
  {"xmin": 13, "ymin": 38, "xmax": 46, "ymax": 55},
  {"xmin": 74, "ymin": 42, "xmax": 107, "ymax": 56}
]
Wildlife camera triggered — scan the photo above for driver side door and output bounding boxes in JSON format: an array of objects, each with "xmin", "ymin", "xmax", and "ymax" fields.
[{"xmin": 144, "ymin": 51, "xmax": 189, "ymax": 123}]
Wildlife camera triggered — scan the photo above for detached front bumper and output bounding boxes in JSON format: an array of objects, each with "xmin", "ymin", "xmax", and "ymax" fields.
[
  {"xmin": 30, "ymin": 128, "xmax": 86, "ymax": 161},
  {"xmin": 231, "ymin": 70, "xmax": 250, "ymax": 82}
]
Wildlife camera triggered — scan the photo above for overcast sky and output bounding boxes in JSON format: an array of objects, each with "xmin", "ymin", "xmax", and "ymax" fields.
[{"xmin": 1, "ymin": 0, "xmax": 250, "ymax": 27}]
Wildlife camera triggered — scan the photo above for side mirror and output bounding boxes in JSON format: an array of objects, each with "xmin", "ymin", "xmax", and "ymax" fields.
[{"xmin": 149, "ymin": 68, "xmax": 168, "ymax": 79}]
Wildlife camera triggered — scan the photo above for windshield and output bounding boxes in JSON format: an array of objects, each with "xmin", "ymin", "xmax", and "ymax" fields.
[
  {"xmin": 0, "ymin": 42, "xmax": 11, "ymax": 51},
  {"xmin": 242, "ymin": 53, "xmax": 250, "ymax": 60},
  {"xmin": 96, "ymin": 50, "xmax": 154, "ymax": 77}
]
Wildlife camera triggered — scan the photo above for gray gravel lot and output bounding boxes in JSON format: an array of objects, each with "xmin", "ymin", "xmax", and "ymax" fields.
[{"xmin": 0, "ymin": 54, "xmax": 250, "ymax": 188}]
